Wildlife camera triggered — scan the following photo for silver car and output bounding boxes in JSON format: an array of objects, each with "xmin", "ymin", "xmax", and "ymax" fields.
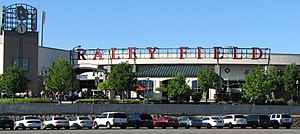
[{"xmin": 178, "ymin": 116, "xmax": 203, "ymax": 129}]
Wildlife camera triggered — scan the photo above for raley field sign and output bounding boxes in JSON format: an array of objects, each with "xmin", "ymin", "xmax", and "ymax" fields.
[{"xmin": 76, "ymin": 47, "xmax": 270, "ymax": 60}]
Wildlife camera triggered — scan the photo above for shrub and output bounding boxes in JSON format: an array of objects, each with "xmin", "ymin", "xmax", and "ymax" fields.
[
  {"xmin": 74, "ymin": 99, "xmax": 109, "ymax": 104},
  {"xmin": 147, "ymin": 98, "xmax": 163, "ymax": 104},
  {"xmin": 269, "ymin": 98, "xmax": 287, "ymax": 105},
  {"xmin": 287, "ymin": 100, "xmax": 298, "ymax": 106},
  {"xmin": 214, "ymin": 94, "xmax": 230, "ymax": 102},
  {"xmin": 0, "ymin": 98, "xmax": 54, "ymax": 103},
  {"xmin": 192, "ymin": 92, "xmax": 202, "ymax": 103}
]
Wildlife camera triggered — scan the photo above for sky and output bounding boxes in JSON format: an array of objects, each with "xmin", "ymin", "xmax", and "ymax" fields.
[{"xmin": 2, "ymin": 0, "xmax": 300, "ymax": 54}]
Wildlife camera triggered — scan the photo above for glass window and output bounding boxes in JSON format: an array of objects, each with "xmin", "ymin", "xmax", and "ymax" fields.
[
  {"xmin": 12, "ymin": 57, "xmax": 29, "ymax": 72},
  {"xmin": 276, "ymin": 115, "xmax": 280, "ymax": 118},
  {"xmin": 138, "ymin": 80, "xmax": 154, "ymax": 98},
  {"xmin": 100, "ymin": 114, "xmax": 107, "ymax": 118},
  {"xmin": 192, "ymin": 80, "xmax": 201, "ymax": 92}
]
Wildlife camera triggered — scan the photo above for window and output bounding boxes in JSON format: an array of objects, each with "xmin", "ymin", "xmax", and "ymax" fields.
[
  {"xmin": 12, "ymin": 57, "xmax": 30, "ymax": 72},
  {"xmin": 138, "ymin": 79, "xmax": 154, "ymax": 98},
  {"xmin": 100, "ymin": 114, "xmax": 107, "ymax": 118},
  {"xmin": 276, "ymin": 115, "xmax": 280, "ymax": 118},
  {"xmin": 192, "ymin": 80, "xmax": 201, "ymax": 92}
]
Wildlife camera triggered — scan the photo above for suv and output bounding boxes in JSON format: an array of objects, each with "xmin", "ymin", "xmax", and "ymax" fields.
[
  {"xmin": 223, "ymin": 114, "xmax": 247, "ymax": 129},
  {"xmin": 93, "ymin": 112, "xmax": 128, "ymax": 129},
  {"xmin": 246, "ymin": 114, "xmax": 270, "ymax": 129},
  {"xmin": 0, "ymin": 116, "xmax": 14, "ymax": 130},
  {"xmin": 14, "ymin": 116, "xmax": 41, "ymax": 130},
  {"xmin": 42, "ymin": 116, "xmax": 70, "ymax": 130},
  {"xmin": 127, "ymin": 113, "xmax": 154, "ymax": 129},
  {"xmin": 270, "ymin": 114, "xmax": 293, "ymax": 129}
]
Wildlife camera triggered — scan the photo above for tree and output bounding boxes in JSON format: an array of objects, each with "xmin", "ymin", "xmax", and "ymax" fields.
[
  {"xmin": 242, "ymin": 66, "xmax": 282, "ymax": 103},
  {"xmin": 0, "ymin": 66, "xmax": 30, "ymax": 100},
  {"xmin": 45, "ymin": 57, "xmax": 74, "ymax": 94},
  {"xmin": 198, "ymin": 66, "xmax": 218, "ymax": 103},
  {"xmin": 167, "ymin": 73, "xmax": 192, "ymax": 103},
  {"xmin": 107, "ymin": 62, "xmax": 137, "ymax": 101},
  {"xmin": 283, "ymin": 63, "xmax": 298, "ymax": 99}
]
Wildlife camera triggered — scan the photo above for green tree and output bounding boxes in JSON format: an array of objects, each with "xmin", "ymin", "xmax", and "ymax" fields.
[
  {"xmin": 97, "ymin": 80, "xmax": 111, "ymax": 90},
  {"xmin": 198, "ymin": 66, "xmax": 218, "ymax": 103},
  {"xmin": 107, "ymin": 62, "xmax": 137, "ymax": 101},
  {"xmin": 45, "ymin": 57, "xmax": 74, "ymax": 93},
  {"xmin": 0, "ymin": 66, "xmax": 30, "ymax": 100},
  {"xmin": 167, "ymin": 73, "xmax": 192, "ymax": 103},
  {"xmin": 242, "ymin": 66, "xmax": 282, "ymax": 103},
  {"xmin": 283, "ymin": 63, "xmax": 298, "ymax": 99}
]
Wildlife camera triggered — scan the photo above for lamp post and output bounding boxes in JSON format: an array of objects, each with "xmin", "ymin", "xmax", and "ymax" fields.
[
  {"xmin": 296, "ymin": 79, "xmax": 299, "ymax": 98},
  {"xmin": 147, "ymin": 77, "xmax": 149, "ymax": 103},
  {"xmin": 71, "ymin": 45, "xmax": 81, "ymax": 103}
]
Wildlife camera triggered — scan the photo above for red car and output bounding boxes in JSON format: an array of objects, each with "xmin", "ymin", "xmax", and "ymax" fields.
[{"xmin": 153, "ymin": 115, "xmax": 179, "ymax": 129}]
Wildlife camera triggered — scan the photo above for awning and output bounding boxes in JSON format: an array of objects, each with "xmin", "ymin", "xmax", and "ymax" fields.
[
  {"xmin": 136, "ymin": 83, "xmax": 146, "ymax": 91},
  {"xmin": 136, "ymin": 65, "xmax": 201, "ymax": 77}
]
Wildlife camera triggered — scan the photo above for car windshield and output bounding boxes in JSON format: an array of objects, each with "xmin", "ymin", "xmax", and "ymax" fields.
[
  {"xmin": 0, "ymin": 116, "xmax": 10, "ymax": 120},
  {"xmin": 54, "ymin": 117, "xmax": 67, "ymax": 120},
  {"xmin": 79, "ymin": 117, "xmax": 90, "ymax": 120},
  {"xmin": 211, "ymin": 117, "xmax": 221, "ymax": 120},
  {"xmin": 282, "ymin": 115, "xmax": 291, "ymax": 118},
  {"xmin": 113, "ymin": 113, "xmax": 127, "ymax": 118},
  {"xmin": 26, "ymin": 117, "xmax": 39, "ymax": 120},
  {"xmin": 140, "ymin": 114, "xmax": 152, "ymax": 120},
  {"xmin": 189, "ymin": 117, "xmax": 201, "ymax": 121},
  {"xmin": 235, "ymin": 115, "xmax": 245, "ymax": 118}
]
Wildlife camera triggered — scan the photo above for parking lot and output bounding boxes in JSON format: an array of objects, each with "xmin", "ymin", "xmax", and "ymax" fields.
[{"xmin": 2, "ymin": 128, "xmax": 300, "ymax": 134}]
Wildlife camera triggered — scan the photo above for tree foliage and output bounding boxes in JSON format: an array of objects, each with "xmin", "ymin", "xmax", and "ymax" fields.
[
  {"xmin": 107, "ymin": 62, "xmax": 137, "ymax": 93},
  {"xmin": 242, "ymin": 66, "xmax": 281, "ymax": 103},
  {"xmin": 97, "ymin": 80, "xmax": 111, "ymax": 90},
  {"xmin": 197, "ymin": 66, "xmax": 218, "ymax": 102},
  {"xmin": 283, "ymin": 63, "xmax": 298, "ymax": 93},
  {"xmin": 167, "ymin": 73, "xmax": 192, "ymax": 102},
  {"xmin": 0, "ymin": 66, "xmax": 30, "ymax": 93},
  {"xmin": 45, "ymin": 57, "xmax": 74, "ymax": 92}
]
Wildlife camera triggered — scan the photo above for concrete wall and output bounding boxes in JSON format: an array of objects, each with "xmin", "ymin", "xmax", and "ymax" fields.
[{"xmin": 1, "ymin": 103, "xmax": 300, "ymax": 115}]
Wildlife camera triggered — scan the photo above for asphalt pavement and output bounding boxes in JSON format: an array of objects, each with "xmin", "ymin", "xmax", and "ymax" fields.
[{"xmin": 1, "ymin": 128, "xmax": 300, "ymax": 134}]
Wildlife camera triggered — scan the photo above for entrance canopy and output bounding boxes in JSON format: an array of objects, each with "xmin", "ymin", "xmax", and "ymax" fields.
[{"xmin": 136, "ymin": 83, "xmax": 146, "ymax": 91}]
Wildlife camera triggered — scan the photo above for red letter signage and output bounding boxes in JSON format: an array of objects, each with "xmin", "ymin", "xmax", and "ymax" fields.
[
  {"xmin": 147, "ymin": 47, "xmax": 157, "ymax": 59},
  {"xmin": 77, "ymin": 49, "xmax": 86, "ymax": 60},
  {"xmin": 111, "ymin": 48, "xmax": 120, "ymax": 60},
  {"xmin": 128, "ymin": 47, "xmax": 137, "ymax": 59},
  {"xmin": 180, "ymin": 47, "xmax": 189, "ymax": 59},
  {"xmin": 214, "ymin": 47, "xmax": 223, "ymax": 59},
  {"xmin": 252, "ymin": 47, "xmax": 263, "ymax": 60},
  {"xmin": 93, "ymin": 48, "xmax": 103, "ymax": 60},
  {"xmin": 233, "ymin": 47, "xmax": 242, "ymax": 59}
]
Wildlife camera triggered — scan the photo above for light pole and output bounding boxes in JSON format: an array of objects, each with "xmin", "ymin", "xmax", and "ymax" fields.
[
  {"xmin": 296, "ymin": 79, "xmax": 299, "ymax": 98},
  {"xmin": 147, "ymin": 77, "xmax": 149, "ymax": 103},
  {"xmin": 71, "ymin": 45, "xmax": 81, "ymax": 103}
]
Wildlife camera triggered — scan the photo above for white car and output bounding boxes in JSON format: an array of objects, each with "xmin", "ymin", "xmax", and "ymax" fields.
[
  {"xmin": 93, "ymin": 112, "xmax": 128, "ymax": 129},
  {"xmin": 201, "ymin": 116, "xmax": 224, "ymax": 129},
  {"xmin": 69, "ymin": 116, "xmax": 93, "ymax": 129},
  {"xmin": 14, "ymin": 116, "xmax": 41, "ymax": 130},
  {"xmin": 222, "ymin": 114, "xmax": 247, "ymax": 128},
  {"xmin": 270, "ymin": 114, "xmax": 293, "ymax": 129},
  {"xmin": 42, "ymin": 116, "xmax": 69, "ymax": 130}
]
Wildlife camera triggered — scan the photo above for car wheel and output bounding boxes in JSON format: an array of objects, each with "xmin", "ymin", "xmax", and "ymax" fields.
[
  {"xmin": 75, "ymin": 124, "xmax": 81, "ymax": 129},
  {"xmin": 93, "ymin": 122, "xmax": 99, "ymax": 129},
  {"xmin": 228, "ymin": 123, "xmax": 233, "ymax": 129},
  {"xmin": 134, "ymin": 123, "xmax": 140, "ymax": 129},
  {"xmin": 106, "ymin": 122, "xmax": 112, "ymax": 129},
  {"xmin": 252, "ymin": 124, "xmax": 257, "ymax": 129},
  {"xmin": 161, "ymin": 124, "xmax": 166, "ymax": 129},
  {"xmin": 185, "ymin": 125, "xmax": 190, "ymax": 129},
  {"xmin": 50, "ymin": 125, "xmax": 55, "ymax": 130},
  {"xmin": 286, "ymin": 126, "xmax": 291, "ymax": 129},
  {"xmin": 273, "ymin": 123, "xmax": 279, "ymax": 129},
  {"xmin": 196, "ymin": 126, "xmax": 201, "ymax": 129},
  {"xmin": 207, "ymin": 124, "xmax": 212, "ymax": 129},
  {"xmin": 20, "ymin": 124, "xmax": 26, "ymax": 130}
]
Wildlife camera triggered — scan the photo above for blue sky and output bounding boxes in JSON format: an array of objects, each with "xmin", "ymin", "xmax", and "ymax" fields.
[{"xmin": 2, "ymin": 0, "xmax": 300, "ymax": 54}]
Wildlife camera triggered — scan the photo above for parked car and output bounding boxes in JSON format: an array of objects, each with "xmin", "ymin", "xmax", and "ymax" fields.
[
  {"xmin": 246, "ymin": 114, "xmax": 271, "ymax": 129},
  {"xmin": 153, "ymin": 115, "xmax": 179, "ymax": 129},
  {"xmin": 127, "ymin": 113, "xmax": 154, "ymax": 129},
  {"xmin": 178, "ymin": 116, "xmax": 202, "ymax": 129},
  {"xmin": 0, "ymin": 116, "xmax": 14, "ymax": 130},
  {"xmin": 69, "ymin": 116, "xmax": 93, "ymax": 129},
  {"xmin": 42, "ymin": 116, "xmax": 69, "ymax": 130},
  {"xmin": 14, "ymin": 116, "xmax": 41, "ymax": 130},
  {"xmin": 270, "ymin": 114, "xmax": 293, "ymax": 129},
  {"xmin": 201, "ymin": 116, "xmax": 224, "ymax": 129},
  {"xmin": 93, "ymin": 112, "xmax": 128, "ymax": 129},
  {"xmin": 222, "ymin": 114, "xmax": 247, "ymax": 128}
]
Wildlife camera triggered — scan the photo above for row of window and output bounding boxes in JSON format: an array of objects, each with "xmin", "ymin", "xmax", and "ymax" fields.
[{"xmin": 12, "ymin": 57, "xmax": 29, "ymax": 72}]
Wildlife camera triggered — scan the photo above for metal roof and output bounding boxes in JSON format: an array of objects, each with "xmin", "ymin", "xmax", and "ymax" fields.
[{"xmin": 136, "ymin": 65, "xmax": 201, "ymax": 77}]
